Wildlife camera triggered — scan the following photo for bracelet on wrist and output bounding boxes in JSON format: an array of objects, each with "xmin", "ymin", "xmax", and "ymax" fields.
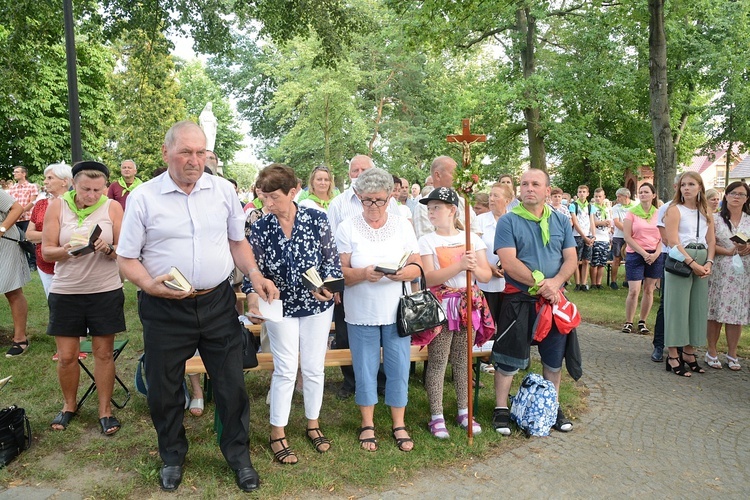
[{"xmin": 706, "ymin": 259, "xmax": 714, "ymax": 265}]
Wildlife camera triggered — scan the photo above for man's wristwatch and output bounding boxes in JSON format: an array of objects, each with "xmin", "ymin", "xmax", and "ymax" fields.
[{"xmin": 0, "ymin": 226, "xmax": 6, "ymax": 237}]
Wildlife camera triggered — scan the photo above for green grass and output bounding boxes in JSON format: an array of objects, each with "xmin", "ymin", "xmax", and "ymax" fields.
[{"xmin": 2, "ymin": 274, "xmax": 584, "ymax": 498}]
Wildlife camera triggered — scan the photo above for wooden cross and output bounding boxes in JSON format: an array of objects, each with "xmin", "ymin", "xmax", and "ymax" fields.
[{"xmin": 446, "ymin": 119, "xmax": 486, "ymax": 168}]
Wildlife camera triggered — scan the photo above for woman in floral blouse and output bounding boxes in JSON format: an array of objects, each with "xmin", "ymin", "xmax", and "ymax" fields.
[{"xmin": 243, "ymin": 164, "xmax": 342, "ymax": 465}]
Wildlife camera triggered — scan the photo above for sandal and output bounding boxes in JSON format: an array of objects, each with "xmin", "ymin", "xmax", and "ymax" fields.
[
  {"xmin": 456, "ymin": 413, "xmax": 482, "ymax": 434},
  {"xmin": 51, "ymin": 410, "xmax": 76, "ymax": 430},
  {"xmin": 269, "ymin": 436, "xmax": 298, "ymax": 464},
  {"xmin": 637, "ymin": 320, "xmax": 650, "ymax": 335},
  {"xmin": 621, "ymin": 322, "xmax": 633, "ymax": 334},
  {"xmin": 306, "ymin": 427, "xmax": 331, "ymax": 453},
  {"xmin": 391, "ymin": 426, "xmax": 413, "ymax": 452},
  {"xmin": 189, "ymin": 398, "xmax": 204, "ymax": 417},
  {"xmin": 357, "ymin": 426, "xmax": 378, "ymax": 452},
  {"xmin": 665, "ymin": 356, "xmax": 691, "ymax": 377},
  {"xmin": 726, "ymin": 354, "xmax": 742, "ymax": 371},
  {"xmin": 99, "ymin": 416, "xmax": 121, "ymax": 435},
  {"xmin": 704, "ymin": 353, "xmax": 722, "ymax": 369},
  {"xmin": 427, "ymin": 418, "xmax": 450, "ymax": 439},
  {"xmin": 6, "ymin": 340, "xmax": 29, "ymax": 358},
  {"xmin": 680, "ymin": 352, "xmax": 705, "ymax": 373}
]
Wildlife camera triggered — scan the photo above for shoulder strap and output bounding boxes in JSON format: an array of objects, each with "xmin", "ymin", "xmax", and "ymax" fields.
[{"xmin": 401, "ymin": 262, "xmax": 427, "ymax": 295}]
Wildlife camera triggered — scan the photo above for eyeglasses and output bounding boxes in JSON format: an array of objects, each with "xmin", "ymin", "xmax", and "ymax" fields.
[
  {"xmin": 361, "ymin": 198, "xmax": 388, "ymax": 207},
  {"xmin": 727, "ymin": 192, "xmax": 748, "ymax": 198}
]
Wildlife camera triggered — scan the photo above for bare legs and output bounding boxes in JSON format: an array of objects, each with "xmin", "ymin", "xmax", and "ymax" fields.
[{"xmin": 5, "ymin": 288, "xmax": 28, "ymax": 344}]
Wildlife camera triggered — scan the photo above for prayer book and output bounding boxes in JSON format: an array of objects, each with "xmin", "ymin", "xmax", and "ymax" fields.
[
  {"xmin": 730, "ymin": 232, "xmax": 749, "ymax": 244},
  {"xmin": 301, "ymin": 267, "xmax": 345, "ymax": 293},
  {"xmin": 374, "ymin": 251, "xmax": 412, "ymax": 274},
  {"xmin": 164, "ymin": 267, "xmax": 192, "ymax": 292},
  {"xmin": 67, "ymin": 224, "xmax": 102, "ymax": 256}
]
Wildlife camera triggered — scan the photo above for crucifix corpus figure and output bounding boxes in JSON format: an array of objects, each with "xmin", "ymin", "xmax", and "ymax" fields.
[
  {"xmin": 445, "ymin": 118, "xmax": 486, "ymax": 444},
  {"xmin": 447, "ymin": 118, "xmax": 486, "ymax": 168}
]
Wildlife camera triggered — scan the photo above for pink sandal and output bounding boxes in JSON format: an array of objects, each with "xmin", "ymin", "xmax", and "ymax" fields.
[{"xmin": 427, "ymin": 418, "xmax": 450, "ymax": 439}]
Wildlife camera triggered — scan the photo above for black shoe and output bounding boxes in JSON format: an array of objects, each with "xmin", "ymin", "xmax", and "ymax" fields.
[
  {"xmin": 552, "ymin": 409, "xmax": 573, "ymax": 432},
  {"xmin": 610, "ymin": 281, "xmax": 619, "ymax": 290},
  {"xmin": 573, "ymin": 284, "xmax": 581, "ymax": 291},
  {"xmin": 492, "ymin": 407, "xmax": 511, "ymax": 436},
  {"xmin": 622, "ymin": 281, "xmax": 628, "ymax": 288},
  {"xmin": 651, "ymin": 346, "xmax": 664, "ymax": 362},
  {"xmin": 336, "ymin": 385, "xmax": 354, "ymax": 400},
  {"xmin": 159, "ymin": 465, "xmax": 183, "ymax": 491},
  {"xmin": 580, "ymin": 285, "xmax": 589, "ymax": 292},
  {"xmin": 235, "ymin": 466, "xmax": 260, "ymax": 492}
]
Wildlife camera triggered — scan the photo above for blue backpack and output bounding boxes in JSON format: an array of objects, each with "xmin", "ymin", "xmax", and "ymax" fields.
[{"xmin": 510, "ymin": 373, "xmax": 559, "ymax": 437}]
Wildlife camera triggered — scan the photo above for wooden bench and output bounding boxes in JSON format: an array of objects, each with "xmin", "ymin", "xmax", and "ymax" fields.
[{"xmin": 186, "ymin": 344, "xmax": 492, "ymax": 374}]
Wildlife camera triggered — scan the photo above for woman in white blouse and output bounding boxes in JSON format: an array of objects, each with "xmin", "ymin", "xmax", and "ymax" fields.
[
  {"xmin": 335, "ymin": 168, "xmax": 421, "ymax": 452},
  {"xmin": 475, "ymin": 183, "xmax": 514, "ymax": 321}
]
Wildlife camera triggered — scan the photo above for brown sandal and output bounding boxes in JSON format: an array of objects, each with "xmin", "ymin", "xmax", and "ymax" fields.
[
  {"xmin": 357, "ymin": 426, "xmax": 378, "ymax": 452},
  {"xmin": 391, "ymin": 426, "xmax": 413, "ymax": 452}
]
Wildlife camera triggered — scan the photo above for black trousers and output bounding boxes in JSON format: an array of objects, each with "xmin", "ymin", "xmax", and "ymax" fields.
[{"xmin": 139, "ymin": 282, "xmax": 251, "ymax": 469}]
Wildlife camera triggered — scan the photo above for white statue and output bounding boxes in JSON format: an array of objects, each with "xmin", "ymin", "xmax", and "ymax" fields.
[{"xmin": 199, "ymin": 102, "xmax": 218, "ymax": 152}]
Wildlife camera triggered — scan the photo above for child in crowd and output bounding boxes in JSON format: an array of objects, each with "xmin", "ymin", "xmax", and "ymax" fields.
[
  {"xmin": 590, "ymin": 188, "xmax": 612, "ymax": 289},
  {"xmin": 415, "ymin": 188, "xmax": 494, "ymax": 439},
  {"xmin": 569, "ymin": 185, "xmax": 595, "ymax": 291}
]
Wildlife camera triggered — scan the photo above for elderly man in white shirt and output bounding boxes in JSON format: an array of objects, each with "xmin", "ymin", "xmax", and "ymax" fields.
[
  {"xmin": 412, "ymin": 156, "xmax": 480, "ymax": 239},
  {"xmin": 117, "ymin": 121, "xmax": 278, "ymax": 494}
]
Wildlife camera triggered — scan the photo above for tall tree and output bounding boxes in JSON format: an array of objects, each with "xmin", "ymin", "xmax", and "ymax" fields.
[
  {"xmin": 0, "ymin": 0, "xmax": 112, "ymax": 176},
  {"xmin": 175, "ymin": 59, "xmax": 244, "ymax": 163},
  {"xmin": 105, "ymin": 30, "xmax": 186, "ymax": 177}
]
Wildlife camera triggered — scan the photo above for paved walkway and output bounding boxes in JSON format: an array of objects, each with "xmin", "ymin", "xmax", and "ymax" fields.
[
  {"xmin": 365, "ymin": 322, "xmax": 750, "ymax": 499},
  {"xmin": 3, "ymin": 323, "xmax": 748, "ymax": 499}
]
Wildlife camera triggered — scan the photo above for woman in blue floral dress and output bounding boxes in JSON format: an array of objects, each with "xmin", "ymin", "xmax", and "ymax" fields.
[{"xmin": 243, "ymin": 164, "xmax": 342, "ymax": 464}]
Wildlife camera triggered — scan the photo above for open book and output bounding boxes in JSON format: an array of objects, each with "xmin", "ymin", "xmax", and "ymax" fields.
[
  {"xmin": 67, "ymin": 224, "xmax": 102, "ymax": 256},
  {"xmin": 730, "ymin": 231, "xmax": 749, "ymax": 244},
  {"xmin": 301, "ymin": 267, "xmax": 344, "ymax": 293},
  {"xmin": 374, "ymin": 251, "xmax": 412, "ymax": 274},
  {"xmin": 164, "ymin": 267, "xmax": 192, "ymax": 292}
]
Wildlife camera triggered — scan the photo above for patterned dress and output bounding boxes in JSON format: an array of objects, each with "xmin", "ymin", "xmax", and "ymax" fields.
[{"xmin": 707, "ymin": 212, "xmax": 750, "ymax": 325}]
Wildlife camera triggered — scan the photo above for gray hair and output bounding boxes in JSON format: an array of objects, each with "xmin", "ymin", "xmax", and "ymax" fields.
[
  {"xmin": 354, "ymin": 167, "xmax": 394, "ymax": 195},
  {"xmin": 615, "ymin": 188, "xmax": 631, "ymax": 198},
  {"xmin": 164, "ymin": 121, "xmax": 205, "ymax": 150},
  {"xmin": 44, "ymin": 163, "xmax": 73, "ymax": 187}
]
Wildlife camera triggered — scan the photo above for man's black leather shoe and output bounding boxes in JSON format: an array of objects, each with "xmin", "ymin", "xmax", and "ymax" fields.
[
  {"xmin": 159, "ymin": 465, "xmax": 183, "ymax": 491},
  {"xmin": 235, "ymin": 466, "xmax": 260, "ymax": 492}
]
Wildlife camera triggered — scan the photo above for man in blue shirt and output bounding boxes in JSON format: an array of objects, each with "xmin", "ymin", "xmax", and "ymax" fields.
[{"xmin": 491, "ymin": 169, "xmax": 578, "ymax": 435}]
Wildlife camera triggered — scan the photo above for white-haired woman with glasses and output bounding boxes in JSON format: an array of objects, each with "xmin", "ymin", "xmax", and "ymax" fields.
[
  {"xmin": 298, "ymin": 165, "xmax": 339, "ymax": 212},
  {"xmin": 25, "ymin": 163, "xmax": 73, "ymax": 296},
  {"xmin": 335, "ymin": 167, "xmax": 421, "ymax": 452}
]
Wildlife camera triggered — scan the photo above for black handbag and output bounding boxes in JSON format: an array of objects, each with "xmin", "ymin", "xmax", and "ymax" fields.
[
  {"xmin": 3, "ymin": 233, "xmax": 36, "ymax": 258},
  {"xmin": 664, "ymin": 208, "xmax": 701, "ymax": 278},
  {"xmin": 0, "ymin": 405, "xmax": 31, "ymax": 467},
  {"xmin": 241, "ymin": 322, "xmax": 259, "ymax": 369},
  {"xmin": 396, "ymin": 262, "xmax": 447, "ymax": 338},
  {"xmin": 664, "ymin": 256, "xmax": 692, "ymax": 277}
]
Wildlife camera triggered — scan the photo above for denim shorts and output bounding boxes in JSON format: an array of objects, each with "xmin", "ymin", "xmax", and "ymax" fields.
[
  {"xmin": 575, "ymin": 236, "xmax": 593, "ymax": 262},
  {"xmin": 625, "ymin": 251, "xmax": 665, "ymax": 281}
]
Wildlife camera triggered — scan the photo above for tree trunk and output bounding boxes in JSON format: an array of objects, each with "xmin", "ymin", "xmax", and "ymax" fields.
[
  {"xmin": 517, "ymin": 7, "xmax": 547, "ymax": 171},
  {"xmin": 649, "ymin": 0, "xmax": 676, "ymax": 201}
]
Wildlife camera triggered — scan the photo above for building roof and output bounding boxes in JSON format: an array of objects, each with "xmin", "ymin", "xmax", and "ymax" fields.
[{"xmin": 730, "ymin": 155, "xmax": 750, "ymax": 180}]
